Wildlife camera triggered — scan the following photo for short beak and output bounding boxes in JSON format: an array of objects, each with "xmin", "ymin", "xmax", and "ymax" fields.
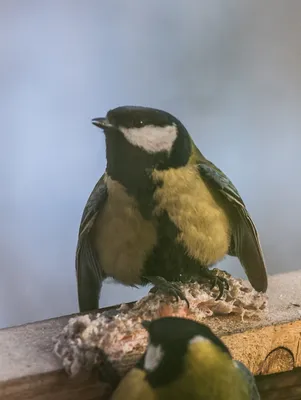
[
  {"xmin": 91, "ymin": 117, "xmax": 114, "ymax": 129},
  {"xmin": 141, "ymin": 320, "xmax": 151, "ymax": 331}
]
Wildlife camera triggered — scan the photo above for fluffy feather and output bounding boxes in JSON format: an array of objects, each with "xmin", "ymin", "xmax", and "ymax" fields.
[
  {"xmin": 93, "ymin": 176, "xmax": 157, "ymax": 285},
  {"xmin": 111, "ymin": 368, "xmax": 155, "ymax": 400},
  {"xmin": 152, "ymin": 165, "xmax": 231, "ymax": 265}
]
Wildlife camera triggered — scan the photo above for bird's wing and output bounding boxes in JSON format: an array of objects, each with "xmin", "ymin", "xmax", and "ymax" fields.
[
  {"xmin": 197, "ymin": 161, "xmax": 267, "ymax": 292},
  {"xmin": 234, "ymin": 360, "xmax": 261, "ymax": 400},
  {"xmin": 76, "ymin": 174, "xmax": 108, "ymax": 312}
]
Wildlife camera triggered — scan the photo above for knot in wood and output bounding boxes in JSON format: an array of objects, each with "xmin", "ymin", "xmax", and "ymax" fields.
[{"xmin": 259, "ymin": 346, "xmax": 294, "ymax": 375}]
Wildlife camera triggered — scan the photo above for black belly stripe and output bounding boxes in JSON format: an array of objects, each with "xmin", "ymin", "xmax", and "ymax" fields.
[{"xmin": 142, "ymin": 211, "xmax": 204, "ymax": 283}]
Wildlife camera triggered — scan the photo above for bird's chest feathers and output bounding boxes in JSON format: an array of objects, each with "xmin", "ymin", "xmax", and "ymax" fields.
[
  {"xmin": 94, "ymin": 176, "xmax": 157, "ymax": 284},
  {"xmin": 157, "ymin": 348, "xmax": 248, "ymax": 400},
  {"xmin": 152, "ymin": 165, "xmax": 231, "ymax": 265}
]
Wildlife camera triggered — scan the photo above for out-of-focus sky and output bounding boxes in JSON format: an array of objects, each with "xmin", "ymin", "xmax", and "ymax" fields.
[{"xmin": 1, "ymin": 0, "xmax": 300, "ymax": 329}]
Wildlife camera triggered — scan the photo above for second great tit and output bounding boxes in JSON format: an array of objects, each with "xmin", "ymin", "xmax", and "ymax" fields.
[{"xmin": 111, "ymin": 316, "xmax": 260, "ymax": 400}]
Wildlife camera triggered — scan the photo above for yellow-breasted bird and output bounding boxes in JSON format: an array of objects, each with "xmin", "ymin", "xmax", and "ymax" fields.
[
  {"xmin": 76, "ymin": 106, "xmax": 267, "ymax": 312},
  {"xmin": 111, "ymin": 316, "xmax": 260, "ymax": 400}
]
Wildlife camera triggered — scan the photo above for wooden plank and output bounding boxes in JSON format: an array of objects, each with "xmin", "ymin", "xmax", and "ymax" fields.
[
  {"xmin": 0, "ymin": 270, "xmax": 301, "ymax": 400},
  {"xmin": 221, "ymin": 321, "xmax": 301, "ymax": 375},
  {"xmin": 1, "ymin": 371, "xmax": 102, "ymax": 400},
  {"xmin": 256, "ymin": 367, "xmax": 301, "ymax": 400}
]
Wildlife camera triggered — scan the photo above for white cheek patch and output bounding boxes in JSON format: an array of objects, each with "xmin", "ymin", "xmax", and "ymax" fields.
[
  {"xmin": 189, "ymin": 335, "xmax": 211, "ymax": 345},
  {"xmin": 119, "ymin": 124, "xmax": 177, "ymax": 153},
  {"xmin": 144, "ymin": 343, "xmax": 164, "ymax": 372}
]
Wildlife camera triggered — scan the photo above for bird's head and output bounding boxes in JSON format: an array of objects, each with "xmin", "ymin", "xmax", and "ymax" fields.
[
  {"xmin": 92, "ymin": 106, "xmax": 192, "ymax": 178},
  {"xmin": 139, "ymin": 317, "xmax": 231, "ymax": 388}
]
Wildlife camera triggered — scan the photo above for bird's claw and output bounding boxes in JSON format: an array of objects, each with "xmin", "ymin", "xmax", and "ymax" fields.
[
  {"xmin": 198, "ymin": 268, "xmax": 230, "ymax": 300},
  {"xmin": 145, "ymin": 276, "xmax": 190, "ymax": 308}
]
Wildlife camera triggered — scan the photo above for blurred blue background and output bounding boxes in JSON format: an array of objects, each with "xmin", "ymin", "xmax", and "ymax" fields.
[{"xmin": 1, "ymin": 0, "xmax": 300, "ymax": 329}]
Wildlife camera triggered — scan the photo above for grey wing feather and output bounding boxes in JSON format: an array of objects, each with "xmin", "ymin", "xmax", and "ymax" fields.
[
  {"xmin": 198, "ymin": 161, "xmax": 268, "ymax": 293},
  {"xmin": 234, "ymin": 360, "xmax": 261, "ymax": 400},
  {"xmin": 76, "ymin": 174, "xmax": 108, "ymax": 312}
]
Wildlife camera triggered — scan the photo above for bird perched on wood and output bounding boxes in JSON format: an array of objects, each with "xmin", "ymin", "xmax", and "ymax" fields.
[
  {"xmin": 111, "ymin": 316, "xmax": 260, "ymax": 400},
  {"xmin": 76, "ymin": 105, "xmax": 267, "ymax": 312}
]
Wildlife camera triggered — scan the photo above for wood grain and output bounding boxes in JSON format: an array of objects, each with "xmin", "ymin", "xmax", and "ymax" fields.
[{"xmin": 222, "ymin": 321, "xmax": 301, "ymax": 375}]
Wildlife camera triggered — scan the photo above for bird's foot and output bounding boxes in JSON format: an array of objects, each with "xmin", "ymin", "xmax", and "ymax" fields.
[
  {"xmin": 197, "ymin": 268, "xmax": 230, "ymax": 300},
  {"xmin": 144, "ymin": 276, "xmax": 190, "ymax": 308}
]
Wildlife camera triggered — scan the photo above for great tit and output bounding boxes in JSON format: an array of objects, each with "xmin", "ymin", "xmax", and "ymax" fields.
[
  {"xmin": 111, "ymin": 316, "xmax": 260, "ymax": 400},
  {"xmin": 76, "ymin": 106, "xmax": 267, "ymax": 312}
]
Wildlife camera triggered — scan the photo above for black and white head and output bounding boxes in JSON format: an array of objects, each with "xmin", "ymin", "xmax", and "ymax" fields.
[
  {"xmin": 139, "ymin": 317, "xmax": 231, "ymax": 388},
  {"xmin": 92, "ymin": 106, "xmax": 192, "ymax": 177}
]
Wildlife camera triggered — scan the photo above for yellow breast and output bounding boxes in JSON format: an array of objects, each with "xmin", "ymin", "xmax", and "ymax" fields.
[
  {"xmin": 111, "ymin": 368, "xmax": 156, "ymax": 400},
  {"xmin": 157, "ymin": 341, "xmax": 249, "ymax": 400},
  {"xmin": 93, "ymin": 176, "xmax": 157, "ymax": 285},
  {"xmin": 152, "ymin": 165, "xmax": 231, "ymax": 265}
]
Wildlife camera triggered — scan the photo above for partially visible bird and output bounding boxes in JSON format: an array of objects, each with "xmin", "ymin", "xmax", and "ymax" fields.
[
  {"xmin": 111, "ymin": 316, "xmax": 260, "ymax": 400},
  {"xmin": 76, "ymin": 105, "xmax": 268, "ymax": 312}
]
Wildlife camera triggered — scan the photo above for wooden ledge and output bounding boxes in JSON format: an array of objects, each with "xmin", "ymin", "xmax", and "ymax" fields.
[{"xmin": 1, "ymin": 270, "xmax": 301, "ymax": 400}]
